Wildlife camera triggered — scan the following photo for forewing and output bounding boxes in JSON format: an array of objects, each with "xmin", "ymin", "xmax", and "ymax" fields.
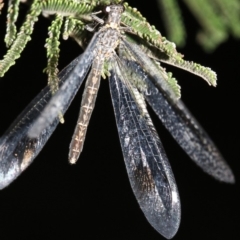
[
  {"xmin": 28, "ymin": 31, "xmax": 101, "ymax": 138},
  {"xmin": 123, "ymin": 59, "xmax": 234, "ymax": 183},
  {"xmin": 0, "ymin": 55, "xmax": 84, "ymax": 189},
  {"xmin": 109, "ymin": 63, "xmax": 180, "ymax": 239}
]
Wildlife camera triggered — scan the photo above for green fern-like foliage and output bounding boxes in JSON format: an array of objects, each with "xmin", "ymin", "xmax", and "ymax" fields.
[
  {"xmin": 157, "ymin": 0, "xmax": 240, "ymax": 52},
  {"xmin": 0, "ymin": 0, "xmax": 218, "ymax": 102}
]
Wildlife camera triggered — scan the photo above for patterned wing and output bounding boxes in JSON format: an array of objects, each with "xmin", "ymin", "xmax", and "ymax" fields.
[
  {"xmin": 28, "ymin": 31, "xmax": 101, "ymax": 138},
  {"xmin": 122, "ymin": 58, "xmax": 234, "ymax": 183},
  {"xmin": 109, "ymin": 61, "xmax": 180, "ymax": 239},
  {"xmin": 0, "ymin": 53, "xmax": 87, "ymax": 189}
]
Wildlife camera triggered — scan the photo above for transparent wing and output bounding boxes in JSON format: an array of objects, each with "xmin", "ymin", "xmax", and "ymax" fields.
[
  {"xmin": 109, "ymin": 61, "xmax": 180, "ymax": 239},
  {"xmin": 122, "ymin": 59, "xmax": 234, "ymax": 183},
  {"xmin": 121, "ymin": 38, "xmax": 178, "ymax": 100},
  {"xmin": 0, "ymin": 54, "xmax": 85, "ymax": 189},
  {"xmin": 28, "ymin": 31, "xmax": 101, "ymax": 138}
]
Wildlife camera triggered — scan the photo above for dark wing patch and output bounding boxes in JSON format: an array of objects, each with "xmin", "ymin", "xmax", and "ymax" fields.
[{"xmin": 0, "ymin": 55, "xmax": 83, "ymax": 189}]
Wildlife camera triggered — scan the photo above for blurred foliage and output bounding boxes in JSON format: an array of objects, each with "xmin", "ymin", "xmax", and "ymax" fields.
[{"xmin": 157, "ymin": 0, "xmax": 240, "ymax": 52}]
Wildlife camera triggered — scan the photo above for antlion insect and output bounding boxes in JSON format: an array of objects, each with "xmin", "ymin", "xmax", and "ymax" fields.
[{"xmin": 0, "ymin": 1, "xmax": 234, "ymax": 239}]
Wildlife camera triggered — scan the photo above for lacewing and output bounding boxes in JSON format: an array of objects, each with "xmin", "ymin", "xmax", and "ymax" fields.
[{"xmin": 0, "ymin": 4, "xmax": 234, "ymax": 239}]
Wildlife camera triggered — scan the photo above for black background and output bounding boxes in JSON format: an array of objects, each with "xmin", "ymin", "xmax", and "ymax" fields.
[{"xmin": 0, "ymin": 1, "xmax": 239, "ymax": 239}]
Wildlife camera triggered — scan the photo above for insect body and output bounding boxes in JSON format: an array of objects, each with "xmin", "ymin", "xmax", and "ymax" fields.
[
  {"xmin": 68, "ymin": 5, "xmax": 123, "ymax": 164},
  {"xmin": 27, "ymin": 6, "xmax": 181, "ymax": 237},
  {"xmin": 0, "ymin": 2, "xmax": 234, "ymax": 239}
]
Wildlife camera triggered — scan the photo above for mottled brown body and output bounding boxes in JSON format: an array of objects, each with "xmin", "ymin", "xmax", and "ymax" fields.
[{"xmin": 69, "ymin": 5, "xmax": 124, "ymax": 164}]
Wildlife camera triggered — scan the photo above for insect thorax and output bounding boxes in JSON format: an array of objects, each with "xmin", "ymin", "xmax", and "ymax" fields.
[
  {"xmin": 94, "ymin": 4, "xmax": 124, "ymax": 61},
  {"xmin": 105, "ymin": 4, "xmax": 124, "ymax": 27}
]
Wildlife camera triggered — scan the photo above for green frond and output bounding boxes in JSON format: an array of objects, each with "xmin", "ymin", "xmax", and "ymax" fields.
[
  {"xmin": 0, "ymin": 0, "xmax": 106, "ymax": 77},
  {"xmin": 5, "ymin": 0, "xmax": 20, "ymax": 47},
  {"xmin": 67, "ymin": 20, "xmax": 88, "ymax": 49},
  {"xmin": 44, "ymin": 14, "xmax": 66, "ymax": 124},
  {"xmin": 63, "ymin": 17, "xmax": 85, "ymax": 40},
  {"xmin": 161, "ymin": 58, "xmax": 217, "ymax": 86},
  {"xmin": 166, "ymin": 72, "xmax": 181, "ymax": 99},
  {"xmin": 156, "ymin": 0, "xmax": 186, "ymax": 47},
  {"xmin": 155, "ymin": 0, "xmax": 240, "ymax": 51},
  {"xmin": 41, "ymin": 0, "xmax": 96, "ymax": 17},
  {"xmin": 125, "ymin": 28, "xmax": 216, "ymax": 88},
  {"xmin": 122, "ymin": 3, "xmax": 184, "ymax": 63},
  {"xmin": 0, "ymin": 0, "xmax": 219, "ymax": 91},
  {"xmin": 183, "ymin": 0, "xmax": 228, "ymax": 52},
  {"xmin": 212, "ymin": 0, "xmax": 240, "ymax": 38},
  {"xmin": 0, "ymin": 0, "xmax": 42, "ymax": 77},
  {"xmin": 43, "ymin": 14, "xmax": 63, "ymax": 95},
  {"xmin": 63, "ymin": 17, "xmax": 73, "ymax": 40},
  {"xmin": 101, "ymin": 61, "xmax": 111, "ymax": 79},
  {"xmin": 153, "ymin": 60, "xmax": 181, "ymax": 99}
]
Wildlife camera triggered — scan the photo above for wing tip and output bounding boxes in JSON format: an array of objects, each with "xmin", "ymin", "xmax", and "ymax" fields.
[
  {"xmin": 219, "ymin": 170, "xmax": 235, "ymax": 184},
  {"xmin": 152, "ymin": 216, "xmax": 180, "ymax": 239},
  {"xmin": 210, "ymin": 165, "xmax": 235, "ymax": 184},
  {"xmin": 146, "ymin": 199, "xmax": 181, "ymax": 239}
]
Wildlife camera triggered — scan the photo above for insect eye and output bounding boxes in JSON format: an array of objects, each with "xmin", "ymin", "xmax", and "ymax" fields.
[{"xmin": 105, "ymin": 6, "xmax": 111, "ymax": 13}]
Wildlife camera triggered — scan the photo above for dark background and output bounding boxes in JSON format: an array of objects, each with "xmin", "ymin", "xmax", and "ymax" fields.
[{"xmin": 0, "ymin": 1, "xmax": 239, "ymax": 239}]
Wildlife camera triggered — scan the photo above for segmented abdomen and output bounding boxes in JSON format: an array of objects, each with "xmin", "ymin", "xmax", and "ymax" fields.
[{"xmin": 69, "ymin": 59, "xmax": 103, "ymax": 164}]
